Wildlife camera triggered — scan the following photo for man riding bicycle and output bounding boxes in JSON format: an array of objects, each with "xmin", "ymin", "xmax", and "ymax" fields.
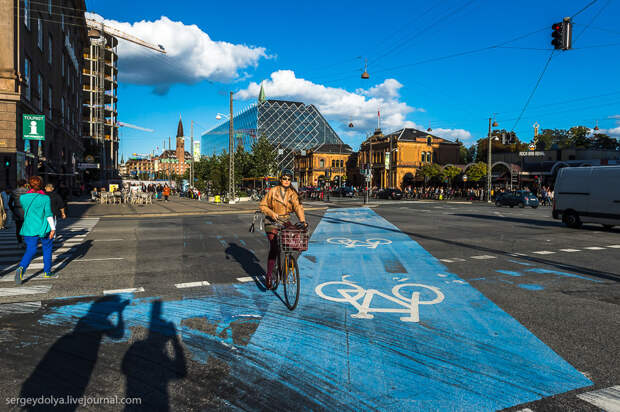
[{"xmin": 259, "ymin": 169, "xmax": 307, "ymax": 289}]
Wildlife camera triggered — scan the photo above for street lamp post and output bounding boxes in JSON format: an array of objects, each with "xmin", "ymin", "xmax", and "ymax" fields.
[
  {"xmin": 215, "ymin": 93, "xmax": 235, "ymax": 204},
  {"xmin": 487, "ymin": 116, "xmax": 498, "ymax": 203}
]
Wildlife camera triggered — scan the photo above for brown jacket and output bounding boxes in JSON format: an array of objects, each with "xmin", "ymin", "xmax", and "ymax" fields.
[{"xmin": 260, "ymin": 186, "xmax": 305, "ymax": 222}]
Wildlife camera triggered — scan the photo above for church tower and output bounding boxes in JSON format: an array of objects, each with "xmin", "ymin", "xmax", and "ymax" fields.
[{"xmin": 176, "ymin": 115, "xmax": 184, "ymax": 165}]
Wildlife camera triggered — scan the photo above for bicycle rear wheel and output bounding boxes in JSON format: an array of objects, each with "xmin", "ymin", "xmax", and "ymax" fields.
[{"xmin": 283, "ymin": 254, "xmax": 300, "ymax": 310}]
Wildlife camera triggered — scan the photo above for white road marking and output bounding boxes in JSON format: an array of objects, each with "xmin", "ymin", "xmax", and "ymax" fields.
[
  {"xmin": 451, "ymin": 258, "xmax": 466, "ymax": 262},
  {"xmin": 103, "ymin": 287, "xmax": 145, "ymax": 295},
  {"xmin": 175, "ymin": 281, "xmax": 210, "ymax": 288},
  {"xmin": 237, "ymin": 277, "xmax": 254, "ymax": 282},
  {"xmin": 606, "ymin": 245, "xmax": 620, "ymax": 248},
  {"xmin": 470, "ymin": 255, "xmax": 496, "ymax": 260},
  {"xmin": 577, "ymin": 386, "xmax": 620, "ymax": 411},
  {"xmin": 440, "ymin": 259, "xmax": 454, "ymax": 263},
  {"xmin": 94, "ymin": 239, "xmax": 124, "ymax": 242},
  {"xmin": 0, "ymin": 301, "xmax": 42, "ymax": 315},
  {"xmin": 532, "ymin": 251, "xmax": 555, "ymax": 255},
  {"xmin": 0, "ymin": 285, "xmax": 52, "ymax": 297},
  {"xmin": 515, "ymin": 409, "xmax": 535, "ymax": 412},
  {"xmin": 73, "ymin": 258, "xmax": 125, "ymax": 262},
  {"xmin": 584, "ymin": 246, "xmax": 605, "ymax": 250},
  {"xmin": 559, "ymin": 249, "xmax": 580, "ymax": 252}
]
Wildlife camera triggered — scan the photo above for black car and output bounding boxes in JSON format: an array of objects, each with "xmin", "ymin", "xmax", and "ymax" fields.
[
  {"xmin": 495, "ymin": 191, "xmax": 539, "ymax": 208},
  {"xmin": 376, "ymin": 188, "xmax": 403, "ymax": 200},
  {"xmin": 333, "ymin": 187, "xmax": 355, "ymax": 197}
]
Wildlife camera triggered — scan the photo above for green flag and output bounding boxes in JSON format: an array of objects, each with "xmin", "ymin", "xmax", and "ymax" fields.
[{"xmin": 258, "ymin": 82, "xmax": 266, "ymax": 103}]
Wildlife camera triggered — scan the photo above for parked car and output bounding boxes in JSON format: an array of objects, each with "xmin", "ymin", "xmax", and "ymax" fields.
[
  {"xmin": 495, "ymin": 191, "xmax": 539, "ymax": 208},
  {"xmin": 376, "ymin": 188, "xmax": 403, "ymax": 200},
  {"xmin": 553, "ymin": 165, "xmax": 620, "ymax": 229},
  {"xmin": 333, "ymin": 187, "xmax": 355, "ymax": 197}
]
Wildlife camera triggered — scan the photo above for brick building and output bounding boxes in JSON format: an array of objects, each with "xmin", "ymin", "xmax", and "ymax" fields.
[
  {"xmin": 358, "ymin": 128, "xmax": 460, "ymax": 189},
  {"xmin": 0, "ymin": 0, "xmax": 87, "ymax": 188},
  {"xmin": 294, "ymin": 143, "xmax": 352, "ymax": 187}
]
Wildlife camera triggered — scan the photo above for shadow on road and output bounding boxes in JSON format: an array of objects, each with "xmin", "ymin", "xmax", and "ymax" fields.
[
  {"xmin": 225, "ymin": 242, "xmax": 267, "ymax": 292},
  {"xmin": 121, "ymin": 300, "xmax": 187, "ymax": 411},
  {"xmin": 19, "ymin": 295, "xmax": 129, "ymax": 411},
  {"xmin": 453, "ymin": 213, "xmax": 564, "ymax": 228},
  {"xmin": 307, "ymin": 211, "xmax": 620, "ymax": 282}
]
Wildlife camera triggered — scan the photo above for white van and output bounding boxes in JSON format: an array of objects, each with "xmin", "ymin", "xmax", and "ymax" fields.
[{"xmin": 553, "ymin": 165, "xmax": 620, "ymax": 229}]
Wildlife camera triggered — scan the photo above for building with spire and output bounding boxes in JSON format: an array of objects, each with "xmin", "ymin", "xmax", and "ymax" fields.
[
  {"xmin": 158, "ymin": 116, "xmax": 191, "ymax": 176},
  {"xmin": 123, "ymin": 116, "xmax": 191, "ymax": 178}
]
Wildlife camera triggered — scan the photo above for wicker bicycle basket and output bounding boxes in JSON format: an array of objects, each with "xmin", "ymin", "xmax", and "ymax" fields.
[{"xmin": 279, "ymin": 228, "xmax": 309, "ymax": 252}]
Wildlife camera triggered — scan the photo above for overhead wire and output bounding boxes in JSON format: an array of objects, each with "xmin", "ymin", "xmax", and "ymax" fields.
[{"xmin": 570, "ymin": 0, "xmax": 599, "ymax": 18}]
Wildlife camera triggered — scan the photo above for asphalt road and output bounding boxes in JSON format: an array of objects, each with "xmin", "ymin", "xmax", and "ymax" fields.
[{"xmin": 0, "ymin": 199, "xmax": 617, "ymax": 411}]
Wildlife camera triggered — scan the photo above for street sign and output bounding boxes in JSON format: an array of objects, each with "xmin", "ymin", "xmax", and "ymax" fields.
[
  {"xmin": 519, "ymin": 151, "xmax": 544, "ymax": 156},
  {"xmin": 22, "ymin": 114, "xmax": 45, "ymax": 140},
  {"xmin": 528, "ymin": 143, "xmax": 536, "ymax": 151}
]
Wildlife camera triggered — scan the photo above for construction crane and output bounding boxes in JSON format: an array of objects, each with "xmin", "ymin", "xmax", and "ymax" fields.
[
  {"xmin": 117, "ymin": 122, "xmax": 154, "ymax": 133},
  {"xmin": 85, "ymin": 19, "xmax": 166, "ymax": 54},
  {"xmin": 84, "ymin": 18, "xmax": 166, "ymax": 185}
]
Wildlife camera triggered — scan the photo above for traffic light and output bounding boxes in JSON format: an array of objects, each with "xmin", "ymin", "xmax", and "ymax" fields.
[
  {"xmin": 551, "ymin": 18, "xmax": 572, "ymax": 50},
  {"xmin": 4, "ymin": 157, "xmax": 10, "ymax": 167}
]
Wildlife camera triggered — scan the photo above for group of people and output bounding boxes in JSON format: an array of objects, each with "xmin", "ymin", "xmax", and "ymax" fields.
[{"xmin": 0, "ymin": 177, "xmax": 67, "ymax": 285}]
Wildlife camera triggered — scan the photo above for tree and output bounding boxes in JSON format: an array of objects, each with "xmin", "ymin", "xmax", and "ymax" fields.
[
  {"xmin": 250, "ymin": 134, "xmax": 277, "ymax": 178},
  {"xmin": 465, "ymin": 162, "xmax": 487, "ymax": 182},
  {"xmin": 591, "ymin": 133, "xmax": 618, "ymax": 150},
  {"xmin": 568, "ymin": 126, "xmax": 590, "ymax": 148},
  {"xmin": 418, "ymin": 164, "xmax": 442, "ymax": 185},
  {"xmin": 442, "ymin": 165, "xmax": 461, "ymax": 185}
]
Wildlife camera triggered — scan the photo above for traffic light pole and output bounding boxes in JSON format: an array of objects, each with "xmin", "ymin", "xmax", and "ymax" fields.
[{"xmin": 487, "ymin": 117, "xmax": 493, "ymax": 203}]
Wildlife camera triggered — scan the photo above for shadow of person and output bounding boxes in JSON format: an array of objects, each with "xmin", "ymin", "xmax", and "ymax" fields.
[
  {"xmin": 225, "ymin": 242, "xmax": 267, "ymax": 291},
  {"xmin": 19, "ymin": 295, "xmax": 129, "ymax": 411},
  {"xmin": 24, "ymin": 239, "xmax": 95, "ymax": 282},
  {"xmin": 121, "ymin": 300, "xmax": 187, "ymax": 411}
]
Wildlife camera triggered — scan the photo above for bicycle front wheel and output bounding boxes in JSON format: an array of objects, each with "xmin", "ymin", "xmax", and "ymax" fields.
[
  {"xmin": 271, "ymin": 254, "xmax": 281, "ymax": 291},
  {"xmin": 283, "ymin": 254, "xmax": 300, "ymax": 310}
]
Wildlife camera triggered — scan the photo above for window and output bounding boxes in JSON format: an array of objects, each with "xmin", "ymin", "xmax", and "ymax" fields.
[
  {"xmin": 48, "ymin": 35, "xmax": 52, "ymax": 64},
  {"xmin": 427, "ymin": 152, "xmax": 432, "ymax": 163},
  {"xmin": 48, "ymin": 86, "xmax": 52, "ymax": 119},
  {"xmin": 60, "ymin": 97, "xmax": 64, "ymax": 122},
  {"xmin": 340, "ymin": 160, "xmax": 344, "ymax": 168},
  {"xmin": 61, "ymin": 13, "xmax": 64, "ymax": 31},
  {"xmin": 320, "ymin": 159, "xmax": 325, "ymax": 168},
  {"xmin": 37, "ymin": 74, "xmax": 42, "ymax": 111},
  {"xmin": 24, "ymin": 57, "xmax": 31, "ymax": 100},
  {"xmin": 427, "ymin": 136, "xmax": 432, "ymax": 146},
  {"xmin": 48, "ymin": 0, "xmax": 52, "ymax": 15},
  {"xmin": 61, "ymin": 54, "xmax": 64, "ymax": 77},
  {"xmin": 331, "ymin": 160, "xmax": 335, "ymax": 168},
  {"xmin": 24, "ymin": 0, "xmax": 30, "ymax": 29},
  {"xmin": 37, "ymin": 19, "xmax": 42, "ymax": 50}
]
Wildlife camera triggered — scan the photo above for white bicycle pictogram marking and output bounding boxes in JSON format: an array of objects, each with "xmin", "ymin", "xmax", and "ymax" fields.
[
  {"xmin": 315, "ymin": 276, "xmax": 444, "ymax": 323},
  {"xmin": 326, "ymin": 237, "xmax": 392, "ymax": 249}
]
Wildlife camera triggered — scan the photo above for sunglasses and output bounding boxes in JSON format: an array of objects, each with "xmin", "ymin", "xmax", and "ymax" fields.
[{"xmin": 281, "ymin": 177, "xmax": 291, "ymax": 181}]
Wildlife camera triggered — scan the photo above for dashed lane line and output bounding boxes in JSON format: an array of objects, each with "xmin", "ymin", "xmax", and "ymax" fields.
[
  {"xmin": 73, "ymin": 258, "xmax": 125, "ymax": 262},
  {"xmin": 0, "ymin": 285, "xmax": 52, "ymax": 297},
  {"xmin": 607, "ymin": 245, "xmax": 620, "ymax": 248},
  {"xmin": 175, "ymin": 281, "xmax": 210, "ymax": 288},
  {"xmin": 559, "ymin": 249, "xmax": 581, "ymax": 252},
  {"xmin": 584, "ymin": 246, "xmax": 606, "ymax": 250},
  {"xmin": 470, "ymin": 255, "xmax": 496, "ymax": 260},
  {"xmin": 103, "ymin": 287, "xmax": 145, "ymax": 295},
  {"xmin": 576, "ymin": 385, "xmax": 620, "ymax": 411},
  {"xmin": 237, "ymin": 277, "xmax": 254, "ymax": 282},
  {"xmin": 533, "ymin": 251, "xmax": 556, "ymax": 255}
]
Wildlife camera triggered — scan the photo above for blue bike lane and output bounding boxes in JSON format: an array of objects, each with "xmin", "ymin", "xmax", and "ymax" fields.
[
  {"xmin": 36, "ymin": 207, "xmax": 592, "ymax": 410},
  {"xmin": 249, "ymin": 207, "xmax": 592, "ymax": 410}
]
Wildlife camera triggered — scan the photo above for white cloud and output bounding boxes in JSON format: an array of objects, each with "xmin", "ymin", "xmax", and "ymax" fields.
[
  {"xmin": 236, "ymin": 70, "xmax": 470, "ymax": 148},
  {"xmin": 85, "ymin": 13, "xmax": 270, "ymax": 94}
]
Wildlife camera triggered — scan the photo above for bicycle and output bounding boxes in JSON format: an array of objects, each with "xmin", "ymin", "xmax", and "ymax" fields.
[{"xmin": 270, "ymin": 221, "xmax": 308, "ymax": 310}]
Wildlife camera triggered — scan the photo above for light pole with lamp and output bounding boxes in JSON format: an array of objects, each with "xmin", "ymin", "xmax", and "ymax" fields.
[
  {"xmin": 487, "ymin": 116, "xmax": 498, "ymax": 203},
  {"xmin": 215, "ymin": 92, "xmax": 235, "ymax": 203}
]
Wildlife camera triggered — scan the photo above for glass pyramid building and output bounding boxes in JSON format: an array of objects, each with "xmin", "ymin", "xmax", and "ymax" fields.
[{"xmin": 201, "ymin": 99, "xmax": 345, "ymax": 170}]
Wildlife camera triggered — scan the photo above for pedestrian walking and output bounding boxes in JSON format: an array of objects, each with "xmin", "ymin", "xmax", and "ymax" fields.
[
  {"xmin": 1, "ymin": 186, "xmax": 12, "ymax": 226},
  {"xmin": 45, "ymin": 183, "xmax": 67, "ymax": 224},
  {"xmin": 163, "ymin": 184, "xmax": 171, "ymax": 202},
  {"xmin": 9, "ymin": 179, "xmax": 28, "ymax": 248},
  {"xmin": 15, "ymin": 176, "xmax": 57, "ymax": 285}
]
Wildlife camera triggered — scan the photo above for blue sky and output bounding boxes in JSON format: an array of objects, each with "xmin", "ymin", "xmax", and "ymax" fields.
[{"xmin": 84, "ymin": 0, "xmax": 620, "ymax": 160}]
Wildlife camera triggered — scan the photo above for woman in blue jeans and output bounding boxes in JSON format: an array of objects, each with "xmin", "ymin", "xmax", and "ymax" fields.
[{"xmin": 15, "ymin": 176, "xmax": 56, "ymax": 285}]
